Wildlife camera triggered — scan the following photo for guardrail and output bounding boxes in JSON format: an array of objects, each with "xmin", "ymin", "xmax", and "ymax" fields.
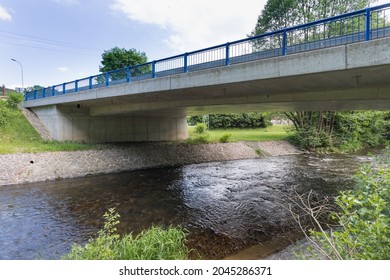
[{"xmin": 25, "ymin": 3, "xmax": 390, "ymax": 101}]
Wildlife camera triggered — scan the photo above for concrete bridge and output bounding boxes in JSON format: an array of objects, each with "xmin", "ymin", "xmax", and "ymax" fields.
[{"xmin": 23, "ymin": 4, "xmax": 390, "ymax": 143}]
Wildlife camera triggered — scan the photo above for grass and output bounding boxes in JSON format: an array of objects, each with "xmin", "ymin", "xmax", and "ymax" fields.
[
  {"xmin": 188, "ymin": 125, "xmax": 290, "ymax": 142},
  {"xmin": 0, "ymin": 110, "xmax": 97, "ymax": 154},
  {"xmin": 63, "ymin": 208, "xmax": 190, "ymax": 260}
]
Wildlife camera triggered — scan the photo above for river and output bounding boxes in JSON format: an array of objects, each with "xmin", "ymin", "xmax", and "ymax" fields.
[{"xmin": 0, "ymin": 151, "xmax": 379, "ymax": 260}]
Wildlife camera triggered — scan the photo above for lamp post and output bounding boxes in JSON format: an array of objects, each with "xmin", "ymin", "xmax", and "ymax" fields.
[{"xmin": 11, "ymin": 58, "xmax": 24, "ymax": 92}]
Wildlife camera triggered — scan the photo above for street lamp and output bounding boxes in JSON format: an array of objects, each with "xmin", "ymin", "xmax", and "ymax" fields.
[{"xmin": 11, "ymin": 58, "xmax": 24, "ymax": 92}]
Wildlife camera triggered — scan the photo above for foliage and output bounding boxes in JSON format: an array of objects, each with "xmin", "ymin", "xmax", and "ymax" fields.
[
  {"xmin": 334, "ymin": 111, "xmax": 388, "ymax": 149},
  {"xmin": 5, "ymin": 92, "xmax": 24, "ymax": 109},
  {"xmin": 194, "ymin": 123, "xmax": 207, "ymax": 134},
  {"xmin": 252, "ymin": 0, "xmax": 375, "ymax": 35},
  {"xmin": 0, "ymin": 94, "xmax": 22, "ymax": 127},
  {"xmin": 63, "ymin": 208, "xmax": 189, "ymax": 260},
  {"xmin": 100, "ymin": 47, "xmax": 148, "ymax": 73},
  {"xmin": 307, "ymin": 152, "xmax": 390, "ymax": 259},
  {"xmin": 0, "ymin": 101, "xmax": 12, "ymax": 127},
  {"xmin": 99, "ymin": 47, "xmax": 149, "ymax": 83},
  {"xmin": 187, "ymin": 123, "xmax": 210, "ymax": 144},
  {"xmin": 219, "ymin": 133, "xmax": 232, "ymax": 143},
  {"xmin": 286, "ymin": 111, "xmax": 388, "ymax": 151},
  {"xmin": 188, "ymin": 113, "xmax": 272, "ymax": 129}
]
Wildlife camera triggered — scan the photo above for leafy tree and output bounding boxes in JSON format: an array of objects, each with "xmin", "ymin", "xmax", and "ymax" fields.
[
  {"xmin": 99, "ymin": 47, "xmax": 148, "ymax": 73},
  {"xmin": 98, "ymin": 47, "xmax": 149, "ymax": 83},
  {"xmin": 252, "ymin": 0, "xmax": 376, "ymax": 35}
]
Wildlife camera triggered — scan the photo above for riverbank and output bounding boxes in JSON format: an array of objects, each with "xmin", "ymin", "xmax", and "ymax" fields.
[{"xmin": 0, "ymin": 140, "xmax": 301, "ymax": 186}]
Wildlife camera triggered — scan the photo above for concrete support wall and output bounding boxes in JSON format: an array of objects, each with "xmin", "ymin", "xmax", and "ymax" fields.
[{"xmin": 31, "ymin": 105, "xmax": 188, "ymax": 143}]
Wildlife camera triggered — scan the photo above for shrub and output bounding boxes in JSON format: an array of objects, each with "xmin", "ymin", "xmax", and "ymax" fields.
[
  {"xmin": 5, "ymin": 92, "xmax": 24, "ymax": 109},
  {"xmin": 306, "ymin": 152, "xmax": 390, "ymax": 259},
  {"xmin": 188, "ymin": 113, "xmax": 272, "ymax": 129},
  {"xmin": 219, "ymin": 133, "xmax": 232, "ymax": 143},
  {"xmin": 194, "ymin": 123, "xmax": 207, "ymax": 134},
  {"xmin": 0, "ymin": 101, "xmax": 13, "ymax": 127},
  {"xmin": 63, "ymin": 208, "xmax": 190, "ymax": 260}
]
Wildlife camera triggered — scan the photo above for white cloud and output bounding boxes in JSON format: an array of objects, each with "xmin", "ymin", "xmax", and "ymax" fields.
[
  {"xmin": 57, "ymin": 67, "xmax": 69, "ymax": 72},
  {"xmin": 0, "ymin": 5, "xmax": 12, "ymax": 21},
  {"xmin": 110, "ymin": 0, "xmax": 266, "ymax": 52}
]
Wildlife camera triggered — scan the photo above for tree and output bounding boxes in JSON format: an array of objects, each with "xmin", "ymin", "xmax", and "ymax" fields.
[
  {"xmin": 98, "ymin": 47, "xmax": 149, "ymax": 83},
  {"xmin": 99, "ymin": 47, "xmax": 148, "ymax": 73},
  {"xmin": 252, "ymin": 0, "xmax": 376, "ymax": 35}
]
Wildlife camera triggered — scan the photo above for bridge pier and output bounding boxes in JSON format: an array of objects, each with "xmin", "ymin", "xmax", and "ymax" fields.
[{"xmin": 31, "ymin": 105, "xmax": 188, "ymax": 143}]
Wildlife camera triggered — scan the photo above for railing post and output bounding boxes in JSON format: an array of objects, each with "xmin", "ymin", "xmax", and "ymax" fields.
[
  {"xmin": 282, "ymin": 30, "xmax": 287, "ymax": 55},
  {"xmin": 52, "ymin": 86, "xmax": 55, "ymax": 96},
  {"xmin": 126, "ymin": 67, "xmax": 131, "ymax": 82},
  {"xmin": 225, "ymin": 42, "xmax": 230, "ymax": 65},
  {"xmin": 184, "ymin": 53, "xmax": 188, "ymax": 73},
  {"xmin": 75, "ymin": 80, "xmax": 78, "ymax": 92},
  {"xmin": 152, "ymin": 61, "xmax": 156, "ymax": 78},
  {"xmin": 62, "ymin": 83, "xmax": 66, "ymax": 94},
  {"xmin": 42, "ymin": 88, "xmax": 46, "ymax": 98},
  {"xmin": 89, "ymin": 77, "xmax": 93, "ymax": 89},
  {"xmin": 105, "ymin": 72, "xmax": 109, "ymax": 86},
  {"xmin": 365, "ymin": 8, "xmax": 371, "ymax": 41},
  {"xmin": 33, "ymin": 90, "xmax": 36, "ymax": 99}
]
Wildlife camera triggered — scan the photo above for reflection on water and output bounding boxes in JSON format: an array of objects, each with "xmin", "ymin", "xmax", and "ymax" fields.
[{"xmin": 0, "ymin": 152, "xmax": 376, "ymax": 259}]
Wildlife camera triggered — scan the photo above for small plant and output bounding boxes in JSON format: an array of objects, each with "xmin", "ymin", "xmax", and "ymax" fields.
[
  {"xmin": 63, "ymin": 208, "xmax": 190, "ymax": 260},
  {"xmin": 194, "ymin": 123, "xmax": 207, "ymax": 134},
  {"xmin": 290, "ymin": 151, "xmax": 390, "ymax": 260},
  {"xmin": 219, "ymin": 133, "xmax": 232, "ymax": 143},
  {"xmin": 186, "ymin": 123, "xmax": 210, "ymax": 144}
]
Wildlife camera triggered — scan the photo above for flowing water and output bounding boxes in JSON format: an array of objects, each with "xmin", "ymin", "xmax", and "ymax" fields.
[{"xmin": 0, "ymin": 151, "xmax": 380, "ymax": 260}]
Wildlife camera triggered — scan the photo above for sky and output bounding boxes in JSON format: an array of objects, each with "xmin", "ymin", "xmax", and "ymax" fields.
[{"xmin": 0, "ymin": 0, "xmax": 388, "ymax": 89}]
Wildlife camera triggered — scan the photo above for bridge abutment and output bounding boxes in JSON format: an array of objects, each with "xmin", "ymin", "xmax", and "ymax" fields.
[{"xmin": 31, "ymin": 105, "xmax": 188, "ymax": 143}]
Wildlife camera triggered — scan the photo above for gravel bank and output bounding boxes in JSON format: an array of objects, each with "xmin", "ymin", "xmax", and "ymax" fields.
[{"xmin": 0, "ymin": 141, "xmax": 301, "ymax": 186}]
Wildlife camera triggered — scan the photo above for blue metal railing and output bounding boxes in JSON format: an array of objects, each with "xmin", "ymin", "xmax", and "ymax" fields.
[{"xmin": 25, "ymin": 3, "xmax": 390, "ymax": 101}]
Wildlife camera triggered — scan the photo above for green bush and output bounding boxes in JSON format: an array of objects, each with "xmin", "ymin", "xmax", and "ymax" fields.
[
  {"xmin": 219, "ymin": 133, "xmax": 232, "ymax": 143},
  {"xmin": 188, "ymin": 113, "xmax": 272, "ymax": 129},
  {"xmin": 287, "ymin": 111, "xmax": 388, "ymax": 151},
  {"xmin": 194, "ymin": 123, "xmax": 207, "ymax": 134},
  {"xmin": 5, "ymin": 92, "xmax": 24, "ymax": 109},
  {"xmin": 63, "ymin": 208, "xmax": 189, "ymax": 260},
  {"xmin": 308, "ymin": 152, "xmax": 390, "ymax": 259},
  {"xmin": 0, "ymin": 100, "xmax": 14, "ymax": 127}
]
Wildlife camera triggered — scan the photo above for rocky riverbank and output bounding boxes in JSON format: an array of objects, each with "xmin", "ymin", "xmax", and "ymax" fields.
[{"xmin": 0, "ymin": 141, "xmax": 300, "ymax": 186}]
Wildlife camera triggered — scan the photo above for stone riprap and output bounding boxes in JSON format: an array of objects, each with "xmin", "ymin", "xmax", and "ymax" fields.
[{"xmin": 0, "ymin": 141, "xmax": 301, "ymax": 186}]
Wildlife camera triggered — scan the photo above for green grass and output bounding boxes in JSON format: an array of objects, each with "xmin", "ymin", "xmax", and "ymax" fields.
[
  {"xmin": 189, "ymin": 125, "xmax": 290, "ymax": 142},
  {"xmin": 0, "ymin": 110, "xmax": 97, "ymax": 154},
  {"xmin": 63, "ymin": 208, "xmax": 190, "ymax": 260}
]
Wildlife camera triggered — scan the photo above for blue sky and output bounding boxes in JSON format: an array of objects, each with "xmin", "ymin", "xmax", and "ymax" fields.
[{"xmin": 0, "ymin": 0, "xmax": 387, "ymax": 89}]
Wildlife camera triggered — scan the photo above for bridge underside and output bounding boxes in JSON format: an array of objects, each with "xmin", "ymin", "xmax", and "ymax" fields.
[{"xmin": 26, "ymin": 38, "xmax": 390, "ymax": 143}]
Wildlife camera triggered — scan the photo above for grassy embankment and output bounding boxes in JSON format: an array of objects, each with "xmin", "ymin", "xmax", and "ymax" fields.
[
  {"xmin": 0, "ymin": 91, "xmax": 96, "ymax": 154},
  {"xmin": 0, "ymin": 111, "xmax": 96, "ymax": 154},
  {"xmin": 188, "ymin": 125, "xmax": 289, "ymax": 143}
]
